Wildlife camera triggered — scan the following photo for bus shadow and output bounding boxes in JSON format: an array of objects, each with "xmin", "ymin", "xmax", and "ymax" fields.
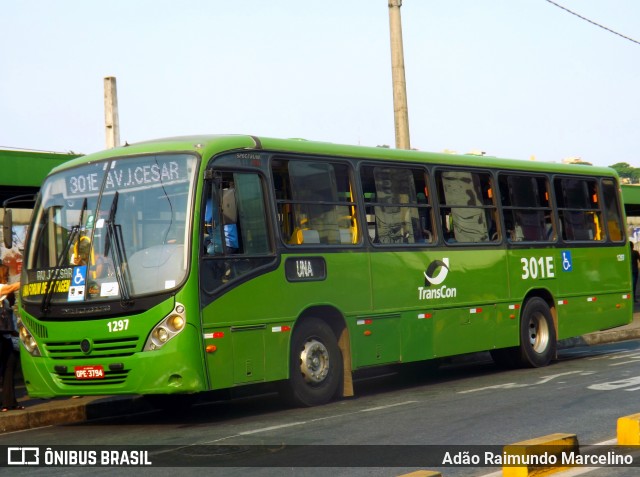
[{"xmin": 77, "ymin": 355, "xmax": 517, "ymax": 428}]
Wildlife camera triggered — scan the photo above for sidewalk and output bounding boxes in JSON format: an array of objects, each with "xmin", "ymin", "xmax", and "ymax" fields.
[{"xmin": 2, "ymin": 306, "xmax": 640, "ymax": 434}]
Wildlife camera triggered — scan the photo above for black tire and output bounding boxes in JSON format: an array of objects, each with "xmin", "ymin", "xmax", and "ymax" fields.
[
  {"xmin": 516, "ymin": 297, "xmax": 556, "ymax": 367},
  {"xmin": 279, "ymin": 318, "xmax": 343, "ymax": 407}
]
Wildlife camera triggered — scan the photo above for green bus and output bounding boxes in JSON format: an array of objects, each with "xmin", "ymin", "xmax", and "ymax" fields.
[
  {"xmin": 1, "ymin": 148, "xmax": 81, "ymax": 283},
  {"xmin": 622, "ymin": 184, "xmax": 640, "ymax": 218},
  {"xmin": 11, "ymin": 135, "xmax": 632, "ymax": 406}
]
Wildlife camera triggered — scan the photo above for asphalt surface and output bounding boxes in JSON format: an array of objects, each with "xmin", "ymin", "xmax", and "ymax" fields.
[{"xmin": 2, "ymin": 306, "xmax": 640, "ymax": 434}]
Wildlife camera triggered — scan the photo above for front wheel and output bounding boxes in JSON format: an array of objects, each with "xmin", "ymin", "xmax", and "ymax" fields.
[
  {"xmin": 517, "ymin": 297, "xmax": 556, "ymax": 367},
  {"xmin": 279, "ymin": 318, "xmax": 343, "ymax": 407}
]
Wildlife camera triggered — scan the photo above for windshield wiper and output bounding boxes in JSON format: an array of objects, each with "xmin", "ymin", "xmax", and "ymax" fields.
[
  {"xmin": 104, "ymin": 192, "xmax": 133, "ymax": 306},
  {"xmin": 41, "ymin": 197, "xmax": 87, "ymax": 314}
]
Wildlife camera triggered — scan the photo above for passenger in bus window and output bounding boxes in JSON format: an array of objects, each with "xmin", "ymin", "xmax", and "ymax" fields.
[
  {"xmin": 71, "ymin": 233, "xmax": 109, "ymax": 279},
  {"xmin": 204, "ymin": 191, "xmax": 239, "ymax": 255}
]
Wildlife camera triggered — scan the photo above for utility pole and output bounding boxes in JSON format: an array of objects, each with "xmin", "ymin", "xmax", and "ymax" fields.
[
  {"xmin": 388, "ymin": 0, "xmax": 411, "ymax": 150},
  {"xmin": 104, "ymin": 76, "xmax": 120, "ymax": 149}
]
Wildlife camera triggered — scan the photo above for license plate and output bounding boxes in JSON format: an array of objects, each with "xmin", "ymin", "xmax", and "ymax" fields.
[{"xmin": 74, "ymin": 365, "xmax": 105, "ymax": 380}]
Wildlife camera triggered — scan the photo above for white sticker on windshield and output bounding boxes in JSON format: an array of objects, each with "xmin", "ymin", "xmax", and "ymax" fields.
[
  {"xmin": 101, "ymin": 282, "xmax": 119, "ymax": 297},
  {"xmin": 68, "ymin": 285, "xmax": 85, "ymax": 302},
  {"xmin": 165, "ymin": 280, "xmax": 176, "ymax": 289}
]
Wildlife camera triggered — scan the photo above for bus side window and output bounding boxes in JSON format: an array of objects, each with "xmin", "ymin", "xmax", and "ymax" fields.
[
  {"xmin": 437, "ymin": 170, "xmax": 496, "ymax": 244},
  {"xmin": 602, "ymin": 178, "xmax": 624, "ymax": 242},
  {"xmin": 360, "ymin": 165, "xmax": 433, "ymax": 245},
  {"xmin": 200, "ymin": 171, "xmax": 272, "ymax": 293},
  {"xmin": 555, "ymin": 177, "xmax": 603, "ymax": 242},
  {"xmin": 499, "ymin": 174, "xmax": 553, "ymax": 243},
  {"xmin": 272, "ymin": 159, "xmax": 358, "ymax": 246}
]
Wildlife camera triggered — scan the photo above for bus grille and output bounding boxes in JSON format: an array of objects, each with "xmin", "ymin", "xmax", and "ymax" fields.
[
  {"xmin": 22, "ymin": 315, "xmax": 48, "ymax": 339},
  {"xmin": 44, "ymin": 337, "xmax": 139, "ymax": 359}
]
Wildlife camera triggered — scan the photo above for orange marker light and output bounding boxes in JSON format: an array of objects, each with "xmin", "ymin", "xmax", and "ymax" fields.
[{"xmin": 206, "ymin": 345, "xmax": 217, "ymax": 353}]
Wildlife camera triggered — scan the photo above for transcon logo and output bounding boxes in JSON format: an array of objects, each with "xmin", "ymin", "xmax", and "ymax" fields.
[
  {"xmin": 419, "ymin": 258, "xmax": 456, "ymax": 300},
  {"xmin": 423, "ymin": 258, "xmax": 450, "ymax": 286}
]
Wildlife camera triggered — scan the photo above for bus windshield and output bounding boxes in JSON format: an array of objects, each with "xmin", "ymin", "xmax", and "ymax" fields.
[{"xmin": 23, "ymin": 153, "xmax": 198, "ymax": 306}]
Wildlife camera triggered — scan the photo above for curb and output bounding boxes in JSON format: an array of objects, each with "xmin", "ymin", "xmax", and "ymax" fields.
[
  {"xmin": 0, "ymin": 395, "xmax": 151, "ymax": 434},
  {"xmin": 558, "ymin": 327, "xmax": 640, "ymax": 348}
]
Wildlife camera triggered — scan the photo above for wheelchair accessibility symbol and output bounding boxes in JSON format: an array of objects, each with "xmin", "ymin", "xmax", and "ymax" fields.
[
  {"xmin": 561, "ymin": 251, "xmax": 573, "ymax": 272},
  {"xmin": 68, "ymin": 266, "xmax": 87, "ymax": 302},
  {"xmin": 73, "ymin": 266, "xmax": 87, "ymax": 286}
]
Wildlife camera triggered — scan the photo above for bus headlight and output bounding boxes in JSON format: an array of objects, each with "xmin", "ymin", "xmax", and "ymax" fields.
[
  {"xmin": 17, "ymin": 318, "xmax": 41, "ymax": 357},
  {"xmin": 144, "ymin": 302, "xmax": 187, "ymax": 351}
]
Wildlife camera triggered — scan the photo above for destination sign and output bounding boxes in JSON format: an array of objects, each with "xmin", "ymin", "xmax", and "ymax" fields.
[
  {"xmin": 65, "ymin": 157, "xmax": 191, "ymax": 198},
  {"xmin": 22, "ymin": 267, "xmax": 74, "ymax": 298}
]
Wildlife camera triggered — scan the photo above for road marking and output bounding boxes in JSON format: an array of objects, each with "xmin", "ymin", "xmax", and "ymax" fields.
[
  {"xmin": 238, "ymin": 421, "xmax": 307, "ymax": 435},
  {"xmin": 589, "ymin": 376, "xmax": 640, "ymax": 391},
  {"xmin": 588, "ymin": 350, "xmax": 640, "ymax": 361},
  {"xmin": 202, "ymin": 400, "xmax": 418, "ymax": 443},
  {"xmin": 460, "ymin": 371, "xmax": 587, "ymax": 394},
  {"xmin": 535, "ymin": 371, "xmax": 590, "ymax": 384},
  {"xmin": 610, "ymin": 359, "xmax": 640, "ymax": 366},
  {"xmin": 608, "ymin": 352, "xmax": 640, "ymax": 361},
  {"xmin": 459, "ymin": 383, "xmax": 525, "ymax": 393},
  {"xmin": 360, "ymin": 401, "xmax": 418, "ymax": 412}
]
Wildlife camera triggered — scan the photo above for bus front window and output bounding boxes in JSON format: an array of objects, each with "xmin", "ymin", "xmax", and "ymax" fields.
[{"xmin": 23, "ymin": 154, "xmax": 198, "ymax": 306}]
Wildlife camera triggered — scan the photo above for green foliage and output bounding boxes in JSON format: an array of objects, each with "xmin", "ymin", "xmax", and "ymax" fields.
[{"xmin": 610, "ymin": 162, "xmax": 640, "ymax": 184}]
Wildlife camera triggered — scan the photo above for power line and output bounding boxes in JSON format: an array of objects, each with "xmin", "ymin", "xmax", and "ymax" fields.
[{"xmin": 545, "ymin": 0, "xmax": 640, "ymax": 46}]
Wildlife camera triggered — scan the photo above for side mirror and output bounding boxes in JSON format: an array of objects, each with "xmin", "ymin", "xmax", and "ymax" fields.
[{"xmin": 3, "ymin": 209, "xmax": 12, "ymax": 249}]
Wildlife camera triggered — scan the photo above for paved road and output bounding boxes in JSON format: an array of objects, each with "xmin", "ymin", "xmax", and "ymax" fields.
[
  {"xmin": 2, "ymin": 308, "xmax": 640, "ymax": 435},
  {"xmin": 3, "ymin": 338, "xmax": 640, "ymax": 476}
]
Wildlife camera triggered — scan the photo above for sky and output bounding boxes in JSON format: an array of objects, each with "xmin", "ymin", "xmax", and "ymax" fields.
[{"xmin": 2, "ymin": 0, "xmax": 639, "ymax": 167}]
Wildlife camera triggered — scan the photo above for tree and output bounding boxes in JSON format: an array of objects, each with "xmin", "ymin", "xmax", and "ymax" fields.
[{"xmin": 610, "ymin": 162, "xmax": 639, "ymax": 183}]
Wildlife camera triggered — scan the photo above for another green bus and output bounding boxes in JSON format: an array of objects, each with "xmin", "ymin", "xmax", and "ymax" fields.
[
  {"xmin": 622, "ymin": 184, "xmax": 640, "ymax": 218},
  {"xmin": 11, "ymin": 135, "xmax": 632, "ymax": 406},
  {"xmin": 1, "ymin": 148, "xmax": 80, "ymax": 283}
]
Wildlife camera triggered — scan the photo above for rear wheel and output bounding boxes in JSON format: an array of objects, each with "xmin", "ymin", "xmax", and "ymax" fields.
[
  {"xmin": 517, "ymin": 297, "xmax": 556, "ymax": 367},
  {"xmin": 491, "ymin": 297, "xmax": 556, "ymax": 368},
  {"xmin": 279, "ymin": 318, "xmax": 343, "ymax": 407}
]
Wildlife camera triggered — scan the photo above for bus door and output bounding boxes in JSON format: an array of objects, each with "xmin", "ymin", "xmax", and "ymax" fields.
[{"xmin": 199, "ymin": 170, "xmax": 278, "ymax": 388}]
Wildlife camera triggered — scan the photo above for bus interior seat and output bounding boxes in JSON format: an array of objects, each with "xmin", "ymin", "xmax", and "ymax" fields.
[
  {"xmin": 517, "ymin": 211, "xmax": 545, "ymax": 241},
  {"xmin": 290, "ymin": 229, "xmax": 321, "ymax": 244},
  {"xmin": 564, "ymin": 211, "xmax": 593, "ymax": 241},
  {"xmin": 442, "ymin": 171, "xmax": 489, "ymax": 242},
  {"xmin": 374, "ymin": 206, "xmax": 416, "ymax": 244},
  {"xmin": 302, "ymin": 229, "xmax": 320, "ymax": 244},
  {"xmin": 339, "ymin": 228, "xmax": 352, "ymax": 244}
]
